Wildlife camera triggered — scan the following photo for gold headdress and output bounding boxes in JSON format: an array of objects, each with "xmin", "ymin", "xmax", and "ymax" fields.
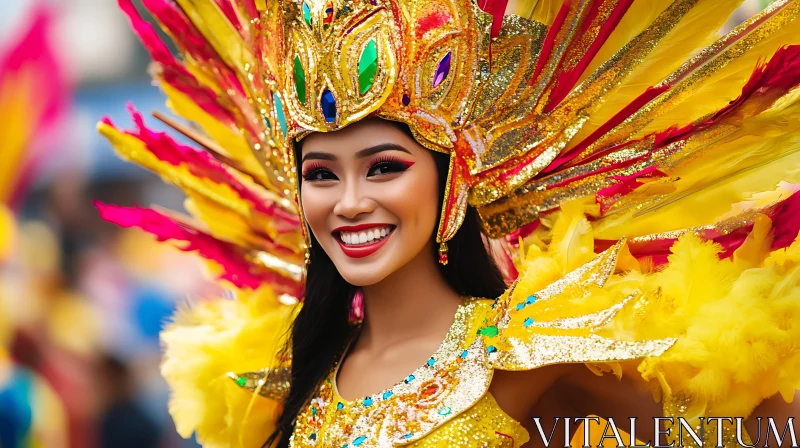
[{"xmin": 100, "ymin": 0, "xmax": 800, "ymax": 290}]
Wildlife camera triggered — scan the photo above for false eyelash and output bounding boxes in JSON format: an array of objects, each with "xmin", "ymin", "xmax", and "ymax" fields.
[
  {"xmin": 301, "ymin": 162, "xmax": 330, "ymax": 178},
  {"xmin": 367, "ymin": 155, "xmax": 415, "ymax": 170}
]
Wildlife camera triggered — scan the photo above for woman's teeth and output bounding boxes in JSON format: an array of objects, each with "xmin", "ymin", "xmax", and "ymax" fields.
[{"xmin": 340, "ymin": 226, "xmax": 393, "ymax": 245}]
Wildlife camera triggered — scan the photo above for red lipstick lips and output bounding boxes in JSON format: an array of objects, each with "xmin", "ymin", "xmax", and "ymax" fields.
[{"xmin": 332, "ymin": 223, "xmax": 395, "ymax": 259}]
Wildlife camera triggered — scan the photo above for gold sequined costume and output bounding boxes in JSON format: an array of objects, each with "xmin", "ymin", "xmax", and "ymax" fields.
[{"xmin": 97, "ymin": 0, "xmax": 800, "ymax": 446}]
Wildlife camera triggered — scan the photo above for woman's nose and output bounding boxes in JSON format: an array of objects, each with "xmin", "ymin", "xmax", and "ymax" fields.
[{"xmin": 333, "ymin": 181, "xmax": 375, "ymax": 219}]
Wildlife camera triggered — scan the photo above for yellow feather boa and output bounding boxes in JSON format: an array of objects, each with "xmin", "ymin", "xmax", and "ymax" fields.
[{"xmin": 160, "ymin": 284, "xmax": 298, "ymax": 447}]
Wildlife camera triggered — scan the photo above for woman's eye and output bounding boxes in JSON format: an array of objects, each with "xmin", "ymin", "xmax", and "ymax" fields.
[
  {"xmin": 367, "ymin": 161, "xmax": 410, "ymax": 177},
  {"xmin": 302, "ymin": 168, "xmax": 338, "ymax": 182}
]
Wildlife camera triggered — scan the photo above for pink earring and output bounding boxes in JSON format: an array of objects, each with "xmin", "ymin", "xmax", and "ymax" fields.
[{"xmin": 349, "ymin": 288, "xmax": 364, "ymax": 325}]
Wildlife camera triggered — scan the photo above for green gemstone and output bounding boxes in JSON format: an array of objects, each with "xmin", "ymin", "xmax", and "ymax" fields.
[
  {"xmin": 273, "ymin": 93, "xmax": 287, "ymax": 136},
  {"xmin": 477, "ymin": 325, "xmax": 499, "ymax": 338},
  {"xmin": 294, "ymin": 55, "xmax": 307, "ymax": 105},
  {"xmin": 357, "ymin": 40, "xmax": 378, "ymax": 95},
  {"xmin": 235, "ymin": 377, "xmax": 247, "ymax": 387},
  {"xmin": 303, "ymin": 2, "xmax": 312, "ymax": 27}
]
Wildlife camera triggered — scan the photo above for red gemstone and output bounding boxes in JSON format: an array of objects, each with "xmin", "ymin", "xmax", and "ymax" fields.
[
  {"xmin": 421, "ymin": 384, "xmax": 439, "ymax": 399},
  {"xmin": 439, "ymin": 252, "xmax": 448, "ymax": 265}
]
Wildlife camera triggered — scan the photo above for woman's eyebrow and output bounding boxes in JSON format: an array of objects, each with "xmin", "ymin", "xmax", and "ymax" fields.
[
  {"xmin": 355, "ymin": 143, "xmax": 412, "ymax": 158},
  {"xmin": 301, "ymin": 151, "xmax": 336, "ymax": 162}
]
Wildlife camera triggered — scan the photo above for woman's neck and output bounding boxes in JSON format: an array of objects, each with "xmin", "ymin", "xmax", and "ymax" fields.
[{"xmin": 358, "ymin": 244, "xmax": 462, "ymax": 352}]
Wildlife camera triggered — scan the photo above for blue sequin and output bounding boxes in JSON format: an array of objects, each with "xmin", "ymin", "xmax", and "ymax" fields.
[
  {"xmin": 382, "ymin": 390, "xmax": 393, "ymax": 400},
  {"xmin": 336, "ymin": 401, "xmax": 344, "ymax": 410},
  {"xmin": 427, "ymin": 357, "xmax": 435, "ymax": 366},
  {"xmin": 487, "ymin": 345, "xmax": 497, "ymax": 354},
  {"xmin": 353, "ymin": 436, "xmax": 367, "ymax": 446},
  {"xmin": 311, "ymin": 406, "xmax": 317, "ymax": 415},
  {"xmin": 525, "ymin": 295, "xmax": 537, "ymax": 305},
  {"xmin": 363, "ymin": 397, "xmax": 373, "ymax": 406},
  {"xmin": 460, "ymin": 350, "xmax": 469, "ymax": 359},
  {"xmin": 516, "ymin": 303, "xmax": 525, "ymax": 311},
  {"xmin": 404, "ymin": 374, "xmax": 415, "ymax": 384},
  {"xmin": 310, "ymin": 433, "xmax": 317, "ymax": 440},
  {"xmin": 404, "ymin": 433, "xmax": 414, "ymax": 439},
  {"xmin": 321, "ymin": 89, "xmax": 337, "ymax": 123}
]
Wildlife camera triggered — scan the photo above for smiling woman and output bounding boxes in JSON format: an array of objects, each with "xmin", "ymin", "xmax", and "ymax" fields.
[
  {"xmin": 96, "ymin": 0, "xmax": 800, "ymax": 447},
  {"xmin": 277, "ymin": 118, "xmax": 511, "ymax": 446}
]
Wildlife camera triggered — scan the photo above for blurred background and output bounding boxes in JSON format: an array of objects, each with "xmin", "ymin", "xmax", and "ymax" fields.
[{"xmin": 0, "ymin": 0, "xmax": 780, "ymax": 447}]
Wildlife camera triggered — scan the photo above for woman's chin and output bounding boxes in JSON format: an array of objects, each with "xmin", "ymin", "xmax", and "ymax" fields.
[{"xmin": 335, "ymin": 258, "xmax": 395, "ymax": 287}]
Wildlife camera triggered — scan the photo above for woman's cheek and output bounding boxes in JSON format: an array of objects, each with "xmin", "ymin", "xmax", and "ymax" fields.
[{"xmin": 300, "ymin": 186, "xmax": 333, "ymax": 238}]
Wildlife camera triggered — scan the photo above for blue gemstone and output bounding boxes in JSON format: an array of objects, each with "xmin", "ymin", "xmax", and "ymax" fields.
[
  {"xmin": 321, "ymin": 89, "xmax": 337, "ymax": 123},
  {"xmin": 427, "ymin": 357, "xmax": 435, "ymax": 366},
  {"xmin": 363, "ymin": 397, "xmax": 373, "ymax": 406},
  {"xmin": 526, "ymin": 295, "xmax": 537, "ymax": 305},
  {"xmin": 310, "ymin": 433, "xmax": 317, "ymax": 440},
  {"xmin": 404, "ymin": 374, "xmax": 415, "ymax": 384},
  {"xmin": 353, "ymin": 436, "xmax": 367, "ymax": 446},
  {"xmin": 460, "ymin": 350, "xmax": 468, "ymax": 359},
  {"xmin": 433, "ymin": 52, "xmax": 451, "ymax": 88},
  {"xmin": 273, "ymin": 93, "xmax": 287, "ymax": 136},
  {"xmin": 337, "ymin": 401, "xmax": 344, "ymax": 410},
  {"xmin": 402, "ymin": 94, "xmax": 410, "ymax": 106},
  {"xmin": 516, "ymin": 303, "xmax": 525, "ymax": 311},
  {"xmin": 487, "ymin": 345, "xmax": 497, "ymax": 354},
  {"xmin": 524, "ymin": 317, "xmax": 534, "ymax": 327},
  {"xmin": 404, "ymin": 433, "xmax": 414, "ymax": 439},
  {"xmin": 382, "ymin": 390, "xmax": 393, "ymax": 400}
]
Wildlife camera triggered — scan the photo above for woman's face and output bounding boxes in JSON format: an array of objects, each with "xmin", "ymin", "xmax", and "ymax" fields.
[{"xmin": 300, "ymin": 119, "xmax": 440, "ymax": 286}]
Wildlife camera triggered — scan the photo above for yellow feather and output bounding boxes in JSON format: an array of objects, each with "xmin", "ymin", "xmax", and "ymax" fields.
[
  {"xmin": 579, "ymin": 0, "xmax": 676, "ymax": 83},
  {"xmin": 733, "ymin": 213, "xmax": 773, "ymax": 271},
  {"xmin": 509, "ymin": 0, "xmax": 565, "ymax": 24},
  {"xmin": 161, "ymin": 83, "xmax": 269, "ymax": 187},
  {"xmin": 629, "ymin": 232, "xmax": 800, "ymax": 416},
  {"xmin": 569, "ymin": 0, "xmax": 744, "ymax": 147},
  {"xmin": 636, "ymin": 15, "xmax": 800, "ymax": 136},
  {"xmin": 592, "ymin": 104, "xmax": 800, "ymax": 239},
  {"xmin": 173, "ymin": 0, "xmax": 255, "ymax": 76},
  {"xmin": 160, "ymin": 285, "xmax": 298, "ymax": 447},
  {"xmin": 547, "ymin": 198, "xmax": 595, "ymax": 272}
]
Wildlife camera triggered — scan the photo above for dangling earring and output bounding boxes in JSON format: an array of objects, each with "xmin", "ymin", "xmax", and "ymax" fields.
[
  {"xmin": 349, "ymin": 288, "xmax": 364, "ymax": 325},
  {"xmin": 438, "ymin": 242, "xmax": 449, "ymax": 265}
]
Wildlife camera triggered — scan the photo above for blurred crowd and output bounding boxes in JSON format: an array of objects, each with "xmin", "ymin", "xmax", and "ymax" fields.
[{"xmin": 0, "ymin": 0, "xmax": 778, "ymax": 447}]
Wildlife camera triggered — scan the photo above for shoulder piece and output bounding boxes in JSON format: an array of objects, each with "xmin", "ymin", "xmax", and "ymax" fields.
[{"xmin": 483, "ymin": 239, "xmax": 676, "ymax": 370}]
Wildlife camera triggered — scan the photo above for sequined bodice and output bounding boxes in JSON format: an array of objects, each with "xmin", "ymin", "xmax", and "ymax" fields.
[
  {"xmin": 288, "ymin": 298, "xmax": 530, "ymax": 447},
  {"xmin": 235, "ymin": 245, "xmax": 675, "ymax": 447}
]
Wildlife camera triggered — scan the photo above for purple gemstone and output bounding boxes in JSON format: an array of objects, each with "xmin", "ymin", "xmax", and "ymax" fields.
[
  {"xmin": 432, "ymin": 52, "xmax": 451, "ymax": 88},
  {"xmin": 370, "ymin": 0, "xmax": 377, "ymax": 5},
  {"xmin": 402, "ymin": 94, "xmax": 410, "ymax": 106},
  {"xmin": 321, "ymin": 89, "xmax": 337, "ymax": 123}
]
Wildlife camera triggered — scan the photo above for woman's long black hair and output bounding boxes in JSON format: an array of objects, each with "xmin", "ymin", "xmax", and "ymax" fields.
[{"xmin": 265, "ymin": 122, "xmax": 507, "ymax": 447}]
